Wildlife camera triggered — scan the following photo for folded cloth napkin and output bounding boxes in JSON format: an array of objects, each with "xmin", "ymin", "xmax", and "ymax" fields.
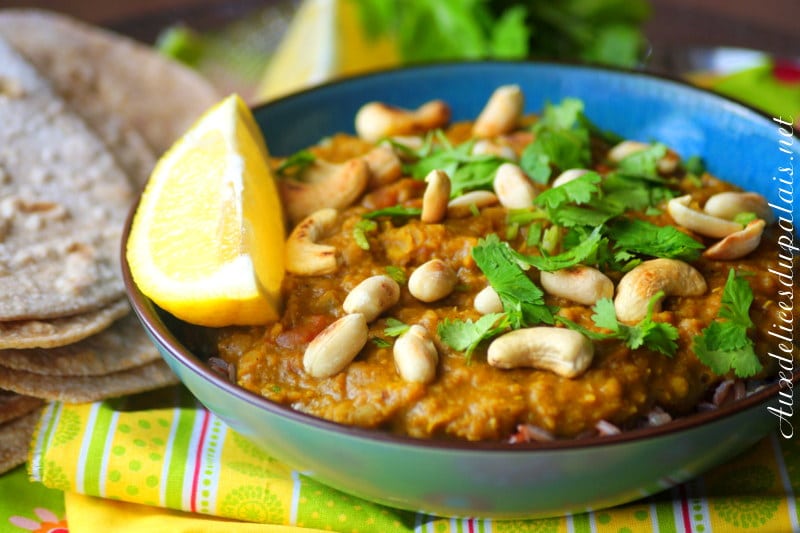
[{"xmin": 17, "ymin": 385, "xmax": 800, "ymax": 532}]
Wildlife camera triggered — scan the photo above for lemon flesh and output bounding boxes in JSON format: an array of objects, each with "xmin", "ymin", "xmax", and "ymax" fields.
[{"xmin": 127, "ymin": 94, "xmax": 284, "ymax": 326}]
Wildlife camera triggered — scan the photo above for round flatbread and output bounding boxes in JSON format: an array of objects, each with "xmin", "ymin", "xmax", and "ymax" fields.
[
  {"xmin": 0, "ymin": 359, "xmax": 179, "ymax": 403},
  {"xmin": 0, "ymin": 35, "xmax": 132, "ymax": 321},
  {"xmin": 0, "ymin": 390, "xmax": 43, "ymax": 424},
  {"xmin": 0, "ymin": 312, "xmax": 162, "ymax": 376},
  {"xmin": 0, "ymin": 409, "xmax": 40, "ymax": 474},
  {"xmin": 0, "ymin": 8, "xmax": 220, "ymax": 174},
  {"xmin": 0, "ymin": 299, "xmax": 130, "ymax": 349}
]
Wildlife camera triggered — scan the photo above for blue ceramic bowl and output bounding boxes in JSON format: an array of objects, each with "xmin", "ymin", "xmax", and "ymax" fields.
[{"xmin": 124, "ymin": 62, "xmax": 800, "ymax": 519}]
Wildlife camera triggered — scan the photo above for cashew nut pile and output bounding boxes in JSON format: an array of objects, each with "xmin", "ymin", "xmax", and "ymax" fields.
[{"xmin": 214, "ymin": 84, "xmax": 780, "ymax": 441}]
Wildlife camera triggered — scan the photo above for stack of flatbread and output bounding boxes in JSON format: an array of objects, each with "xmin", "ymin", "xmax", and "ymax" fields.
[{"xmin": 0, "ymin": 9, "xmax": 220, "ymax": 473}]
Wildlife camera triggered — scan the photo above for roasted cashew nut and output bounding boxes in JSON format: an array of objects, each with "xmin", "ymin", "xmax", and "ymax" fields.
[
  {"xmin": 540, "ymin": 266, "xmax": 614, "ymax": 306},
  {"xmin": 473, "ymin": 85, "xmax": 524, "ymax": 138},
  {"xmin": 472, "ymin": 139, "xmax": 518, "ymax": 162},
  {"xmin": 355, "ymin": 100, "xmax": 451, "ymax": 142},
  {"xmin": 285, "ymin": 208, "xmax": 339, "ymax": 276},
  {"xmin": 279, "ymin": 158, "xmax": 369, "ymax": 224},
  {"xmin": 703, "ymin": 191, "xmax": 775, "ymax": 223},
  {"xmin": 408, "ymin": 259, "xmax": 457, "ymax": 302},
  {"xmin": 703, "ymin": 219, "xmax": 766, "ymax": 260},
  {"xmin": 303, "ymin": 313, "xmax": 368, "ymax": 378},
  {"xmin": 667, "ymin": 195, "xmax": 743, "ymax": 238},
  {"xmin": 362, "ymin": 145, "xmax": 403, "ymax": 188},
  {"xmin": 447, "ymin": 190, "xmax": 499, "ymax": 218},
  {"xmin": 614, "ymin": 258, "xmax": 707, "ymax": 323},
  {"xmin": 493, "ymin": 163, "xmax": 536, "ymax": 209},
  {"xmin": 393, "ymin": 324, "xmax": 439, "ymax": 383},
  {"xmin": 551, "ymin": 168, "xmax": 589, "ymax": 188},
  {"xmin": 421, "ymin": 169, "xmax": 451, "ymax": 224},
  {"xmin": 608, "ymin": 140, "xmax": 680, "ymax": 174},
  {"xmin": 342, "ymin": 275, "xmax": 401, "ymax": 322},
  {"xmin": 474, "ymin": 285, "xmax": 503, "ymax": 314},
  {"xmin": 487, "ymin": 327, "xmax": 594, "ymax": 378}
]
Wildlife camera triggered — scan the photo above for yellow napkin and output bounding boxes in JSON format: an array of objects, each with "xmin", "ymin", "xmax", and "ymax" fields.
[{"xmin": 26, "ymin": 386, "xmax": 800, "ymax": 532}]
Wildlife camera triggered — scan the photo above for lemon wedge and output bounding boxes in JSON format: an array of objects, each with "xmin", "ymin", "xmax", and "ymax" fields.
[
  {"xmin": 127, "ymin": 94, "xmax": 285, "ymax": 327},
  {"xmin": 254, "ymin": 0, "xmax": 399, "ymax": 102}
]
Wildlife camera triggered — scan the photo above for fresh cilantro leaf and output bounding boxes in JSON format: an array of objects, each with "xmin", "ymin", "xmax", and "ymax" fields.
[
  {"xmin": 526, "ymin": 221, "xmax": 543, "ymax": 247},
  {"xmin": 590, "ymin": 297, "xmax": 619, "ymax": 331},
  {"xmin": 717, "ymin": 269, "xmax": 755, "ymax": 326},
  {"xmin": 384, "ymin": 318, "xmax": 410, "ymax": 337},
  {"xmin": 276, "ymin": 149, "xmax": 316, "ymax": 177},
  {"xmin": 617, "ymin": 143, "xmax": 667, "ymax": 178},
  {"xmin": 522, "ymin": 226, "xmax": 604, "ymax": 271},
  {"xmin": 547, "ymin": 202, "xmax": 622, "ymax": 228},
  {"xmin": 534, "ymin": 98, "xmax": 585, "ymax": 132},
  {"xmin": 534, "ymin": 172, "xmax": 602, "ymax": 210},
  {"xmin": 562, "ymin": 291, "xmax": 679, "ymax": 356},
  {"xmin": 385, "ymin": 265, "xmax": 406, "ymax": 284},
  {"xmin": 409, "ymin": 138, "xmax": 506, "ymax": 196},
  {"xmin": 608, "ymin": 218, "xmax": 705, "ymax": 261},
  {"xmin": 601, "ymin": 172, "xmax": 676, "ymax": 211},
  {"xmin": 580, "ymin": 24, "xmax": 643, "ymax": 68},
  {"xmin": 520, "ymin": 129, "xmax": 591, "ymax": 181},
  {"xmin": 371, "ymin": 337, "xmax": 392, "ymax": 348},
  {"xmin": 684, "ymin": 155, "xmax": 705, "ymax": 176},
  {"xmin": 450, "ymin": 156, "xmax": 506, "ymax": 196},
  {"xmin": 438, "ymin": 313, "xmax": 509, "ymax": 360},
  {"xmin": 363, "ymin": 206, "xmax": 422, "ymax": 219},
  {"xmin": 519, "ymin": 148, "xmax": 552, "ymax": 184},
  {"xmin": 353, "ymin": 219, "xmax": 377, "ymax": 250},
  {"xmin": 541, "ymin": 225, "xmax": 561, "ymax": 254},
  {"xmin": 693, "ymin": 269, "xmax": 762, "ymax": 378},
  {"xmin": 471, "ymin": 235, "xmax": 555, "ymax": 328},
  {"xmin": 733, "ymin": 212, "xmax": 758, "ymax": 226}
]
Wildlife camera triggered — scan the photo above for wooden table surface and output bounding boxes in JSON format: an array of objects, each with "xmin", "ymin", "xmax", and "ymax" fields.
[{"xmin": 2, "ymin": 0, "xmax": 798, "ymax": 62}]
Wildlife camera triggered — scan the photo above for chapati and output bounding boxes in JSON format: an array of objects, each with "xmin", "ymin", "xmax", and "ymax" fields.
[
  {"xmin": 0, "ymin": 359, "xmax": 179, "ymax": 403},
  {"xmin": 0, "ymin": 298, "xmax": 129, "ymax": 349},
  {"xmin": 0, "ymin": 390, "xmax": 43, "ymax": 424},
  {"xmin": 0, "ymin": 35, "xmax": 133, "ymax": 321},
  {"xmin": 0, "ymin": 312, "xmax": 161, "ymax": 375},
  {"xmin": 0, "ymin": 9, "xmax": 220, "ymax": 168},
  {"xmin": 0, "ymin": 409, "xmax": 40, "ymax": 474}
]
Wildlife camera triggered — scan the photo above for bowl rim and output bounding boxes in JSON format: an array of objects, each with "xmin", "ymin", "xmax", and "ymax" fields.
[{"xmin": 124, "ymin": 59, "xmax": 800, "ymax": 452}]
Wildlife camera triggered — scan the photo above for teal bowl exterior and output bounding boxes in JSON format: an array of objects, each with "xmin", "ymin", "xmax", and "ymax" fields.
[{"xmin": 124, "ymin": 62, "xmax": 799, "ymax": 519}]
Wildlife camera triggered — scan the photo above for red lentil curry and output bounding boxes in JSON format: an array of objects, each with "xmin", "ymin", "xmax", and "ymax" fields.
[{"xmin": 199, "ymin": 87, "xmax": 787, "ymax": 442}]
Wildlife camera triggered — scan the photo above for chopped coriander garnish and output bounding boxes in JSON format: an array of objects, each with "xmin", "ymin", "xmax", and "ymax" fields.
[
  {"xmin": 733, "ymin": 211, "xmax": 757, "ymax": 226},
  {"xmin": 558, "ymin": 291, "xmax": 679, "ymax": 356},
  {"xmin": 617, "ymin": 143, "xmax": 667, "ymax": 178},
  {"xmin": 385, "ymin": 265, "xmax": 406, "ymax": 284},
  {"xmin": 541, "ymin": 225, "xmax": 561, "ymax": 254},
  {"xmin": 534, "ymin": 172, "xmax": 602, "ymax": 210},
  {"xmin": 608, "ymin": 218, "xmax": 705, "ymax": 261},
  {"xmin": 523, "ymin": 226, "xmax": 604, "ymax": 271},
  {"xmin": 407, "ymin": 136, "xmax": 506, "ymax": 196},
  {"xmin": 363, "ymin": 206, "xmax": 422, "ymax": 219},
  {"xmin": 471, "ymin": 235, "xmax": 555, "ymax": 328},
  {"xmin": 353, "ymin": 219, "xmax": 377, "ymax": 250},
  {"xmin": 384, "ymin": 318, "xmax": 411, "ymax": 337},
  {"xmin": 276, "ymin": 149, "xmax": 316, "ymax": 177},
  {"xmin": 519, "ymin": 98, "xmax": 592, "ymax": 182},
  {"xmin": 526, "ymin": 221, "xmax": 543, "ymax": 247},
  {"xmin": 684, "ymin": 155, "xmax": 705, "ymax": 176},
  {"xmin": 371, "ymin": 337, "xmax": 392, "ymax": 349},
  {"xmin": 692, "ymin": 269, "xmax": 762, "ymax": 378},
  {"xmin": 438, "ymin": 313, "xmax": 509, "ymax": 361}
]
